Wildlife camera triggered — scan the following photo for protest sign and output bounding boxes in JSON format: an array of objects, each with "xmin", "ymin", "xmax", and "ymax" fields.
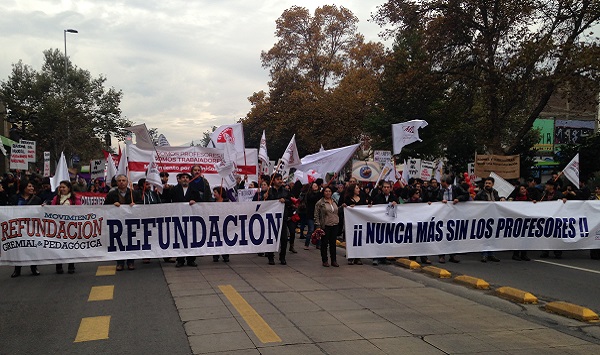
[
  {"xmin": 9, "ymin": 143, "xmax": 28, "ymax": 170},
  {"xmin": 90, "ymin": 159, "xmax": 105, "ymax": 180},
  {"xmin": 474, "ymin": 154, "xmax": 520, "ymax": 179}
]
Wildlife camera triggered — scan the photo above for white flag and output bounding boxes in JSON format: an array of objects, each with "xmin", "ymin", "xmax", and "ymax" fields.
[
  {"xmin": 295, "ymin": 143, "xmax": 359, "ymax": 175},
  {"xmin": 210, "ymin": 123, "xmax": 245, "ymax": 154},
  {"xmin": 124, "ymin": 124, "xmax": 154, "ymax": 150},
  {"xmin": 563, "ymin": 153, "xmax": 579, "ymax": 187},
  {"xmin": 319, "ymin": 145, "xmax": 325, "ymax": 152},
  {"xmin": 0, "ymin": 143, "xmax": 6, "ymax": 156},
  {"xmin": 157, "ymin": 134, "xmax": 170, "ymax": 147},
  {"xmin": 145, "ymin": 155, "xmax": 163, "ymax": 194},
  {"xmin": 215, "ymin": 161, "xmax": 237, "ymax": 189},
  {"xmin": 278, "ymin": 135, "xmax": 300, "ymax": 173},
  {"xmin": 401, "ymin": 160, "xmax": 409, "ymax": 185},
  {"xmin": 50, "ymin": 152, "xmax": 70, "ymax": 192},
  {"xmin": 106, "ymin": 154, "xmax": 118, "ymax": 184},
  {"xmin": 434, "ymin": 159, "xmax": 443, "ymax": 183},
  {"xmin": 294, "ymin": 169, "xmax": 321, "ymax": 185},
  {"xmin": 258, "ymin": 130, "xmax": 269, "ymax": 164},
  {"xmin": 117, "ymin": 145, "xmax": 128, "ymax": 176},
  {"xmin": 489, "ymin": 172, "xmax": 515, "ymax": 199},
  {"xmin": 392, "ymin": 120, "xmax": 428, "ymax": 154}
]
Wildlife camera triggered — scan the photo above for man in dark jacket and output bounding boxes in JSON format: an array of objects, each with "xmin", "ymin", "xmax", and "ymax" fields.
[
  {"xmin": 436, "ymin": 176, "xmax": 469, "ymax": 263},
  {"xmin": 265, "ymin": 173, "xmax": 292, "ymax": 265},
  {"xmin": 104, "ymin": 174, "xmax": 143, "ymax": 271},
  {"xmin": 167, "ymin": 172, "xmax": 202, "ymax": 268},
  {"xmin": 474, "ymin": 177, "xmax": 505, "ymax": 262}
]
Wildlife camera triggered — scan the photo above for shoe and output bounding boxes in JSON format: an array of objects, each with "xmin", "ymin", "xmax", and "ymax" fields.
[
  {"xmin": 127, "ymin": 264, "xmax": 135, "ymax": 270},
  {"xmin": 540, "ymin": 251, "xmax": 549, "ymax": 258},
  {"xmin": 316, "ymin": 245, "xmax": 320, "ymax": 249},
  {"xmin": 322, "ymin": 262, "xmax": 330, "ymax": 267},
  {"xmin": 143, "ymin": 259, "xmax": 150, "ymax": 264},
  {"xmin": 521, "ymin": 256, "xmax": 531, "ymax": 261},
  {"xmin": 257, "ymin": 253, "xmax": 265, "ymax": 257},
  {"xmin": 449, "ymin": 257, "xmax": 460, "ymax": 263},
  {"xmin": 481, "ymin": 256, "xmax": 488, "ymax": 263},
  {"xmin": 372, "ymin": 260, "xmax": 379, "ymax": 266},
  {"xmin": 348, "ymin": 260, "xmax": 354, "ymax": 265},
  {"xmin": 354, "ymin": 259, "xmax": 363, "ymax": 265},
  {"xmin": 164, "ymin": 258, "xmax": 176, "ymax": 263},
  {"xmin": 512, "ymin": 255, "xmax": 521, "ymax": 261},
  {"xmin": 11, "ymin": 268, "xmax": 21, "ymax": 278},
  {"xmin": 30, "ymin": 266, "xmax": 40, "ymax": 276},
  {"xmin": 331, "ymin": 262, "xmax": 339, "ymax": 267},
  {"xmin": 439, "ymin": 256, "xmax": 446, "ymax": 264},
  {"xmin": 223, "ymin": 257, "xmax": 230, "ymax": 263},
  {"xmin": 116, "ymin": 264, "xmax": 124, "ymax": 271},
  {"xmin": 289, "ymin": 247, "xmax": 297, "ymax": 253},
  {"xmin": 488, "ymin": 256, "xmax": 500, "ymax": 262},
  {"xmin": 187, "ymin": 261, "xmax": 198, "ymax": 267},
  {"xmin": 304, "ymin": 246, "xmax": 310, "ymax": 250},
  {"xmin": 421, "ymin": 259, "xmax": 432, "ymax": 264},
  {"xmin": 213, "ymin": 256, "xmax": 220, "ymax": 262},
  {"xmin": 175, "ymin": 262, "xmax": 184, "ymax": 268},
  {"xmin": 68, "ymin": 268, "xmax": 75, "ymax": 274},
  {"xmin": 56, "ymin": 265, "xmax": 64, "ymax": 274},
  {"xmin": 268, "ymin": 258, "xmax": 275, "ymax": 265},
  {"xmin": 279, "ymin": 259, "xmax": 287, "ymax": 265}
]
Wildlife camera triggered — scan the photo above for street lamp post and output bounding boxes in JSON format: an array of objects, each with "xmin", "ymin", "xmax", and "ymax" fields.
[
  {"xmin": 64, "ymin": 29, "xmax": 78, "ymax": 81},
  {"xmin": 64, "ymin": 29, "xmax": 78, "ymax": 167}
]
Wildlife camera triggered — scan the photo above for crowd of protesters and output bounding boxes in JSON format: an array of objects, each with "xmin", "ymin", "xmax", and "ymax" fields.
[{"xmin": 2, "ymin": 167, "xmax": 599, "ymax": 278}]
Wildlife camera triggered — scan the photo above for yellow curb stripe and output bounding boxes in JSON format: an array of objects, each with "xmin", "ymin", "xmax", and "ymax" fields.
[
  {"xmin": 74, "ymin": 316, "xmax": 111, "ymax": 342},
  {"xmin": 395, "ymin": 258, "xmax": 421, "ymax": 269},
  {"xmin": 545, "ymin": 301, "xmax": 600, "ymax": 322},
  {"xmin": 454, "ymin": 275, "xmax": 490, "ymax": 289},
  {"xmin": 422, "ymin": 266, "xmax": 452, "ymax": 278},
  {"xmin": 88, "ymin": 286, "xmax": 115, "ymax": 302},
  {"xmin": 96, "ymin": 265, "xmax": 116, "ymax": 276},
  {"xmin": 219, "ymin": 285, "xmax": 281, "ymax": 343},
  {"xmin": 495, "ymin": 286, "xmax": 538, "ymax": 304}
]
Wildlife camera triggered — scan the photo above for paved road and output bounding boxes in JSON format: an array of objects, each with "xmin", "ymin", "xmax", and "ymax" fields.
[
  {"xmin": 0, "ymin": 261, "xmax": 190, "ymax": 355},
  {"xmin": 419, "ymin": 249, "xmax": 600, "ymax": 310},
  {"xmin": 2, "ymin": 247, "xmax": 600, "ymax": 354}
]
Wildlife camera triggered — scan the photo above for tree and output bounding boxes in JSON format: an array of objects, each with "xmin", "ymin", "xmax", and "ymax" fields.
[
  {"xmin": 1, "ymin": 49, "xmax": 133, "ymax": 167},
  {"xmin": 372, "ymin": 0, "xmax": 600, "ymax": 157},
  {"xmin": 242, "ymin": 5, "xmax": 385, "ymax": 158}
]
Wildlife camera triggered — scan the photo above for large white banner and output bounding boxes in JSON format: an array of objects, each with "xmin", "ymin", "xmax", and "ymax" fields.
[
  {"xmin": 128, "ymin": 145, "xmax": 258, "ymax": 188},
  {"xmin": 344, "ymin": 201, "xmax": 600, "ymax": 258},
  {"xmin": 0, "ymin": 201, "xmax": 284, "ymax": 266}
]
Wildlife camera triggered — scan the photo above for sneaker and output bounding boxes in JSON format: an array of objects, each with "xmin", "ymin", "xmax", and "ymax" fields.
[
  {"xmin": 372, "ymin": 260, "xmax": 379, "ymax": 266},
  {"xmin": 439, "ymin": 256, "xmax": 446, "ymax": 264},
  {"xmin": 481, "ymin": 256, "xmax": 488, "ymax": 263},
  {"xmin": 488, "ymin": 255, "xmax": 500, "ymax": 262},
  {"xmin": 354, "ymin": 259, "xmax": 363, "ymax": 265},
  {"xmin": 116, "ymin": 264, "xmax": 124, "ymax": 271}
]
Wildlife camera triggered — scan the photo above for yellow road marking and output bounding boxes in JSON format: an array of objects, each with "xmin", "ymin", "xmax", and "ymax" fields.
[
  {"xmin": 88, "ymin": 286, "xmax": 114, "ymax": 301},
  {"xmin": 74, "ymin": 316, "xmax": 111, "ymax": 342},
  {"xmin": 96, "ymin": 265, "xmax": 116, "ymax": 276},
  {"xmin": 219, "ymin": 285, "xmax": 281, "ymax": 343}
]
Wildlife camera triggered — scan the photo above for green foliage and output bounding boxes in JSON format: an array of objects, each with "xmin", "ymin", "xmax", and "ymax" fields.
[{"xmin": 1, "ymin": 49, "xmax": 132, "ymax": 167}]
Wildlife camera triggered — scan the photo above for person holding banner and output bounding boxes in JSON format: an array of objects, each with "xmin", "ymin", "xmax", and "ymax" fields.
[
  {"xmin": 539, "ymin": 180, "xmax": 566, "ymax": 259},
  {"xmin": 168, "ymin": 172, "xmax": 202, "ymax": 267},
  {"xmin": 264, "ymin": 173, "xmax": 293, "ymax": 265},
  {"xmin": 139, "ymin": 178, "xmax": 161, "ymax": 264},
  {"xmin": 314, "ymin": 186, "xmax": 340, "ymax": 267},
  {"xmin": 50, "ymin": 180, "xmax": 81, "ymax": 274},
  {"xmin": 435, "ymin": 176, "xmax": 469, "ymax": 263},
  {"xmin": 9, "ymin": 181, "xmax": 43, "ymax": 278},
  {"xmin": 301, "ymin": 182, "xmax": 322, "ymax": 251},
  {"xmin": 371, "ymin": 181, "xmax": 399, "ymax": 265},
  {"xmin": 475, "ymin": 177, "xmax": 505, "ymax": 262},
  {"xmin": 104, "ymin": 174, "xmax": 143, "ymax": 271},
  {"xmin": 212, "ymin": 186, "xmax": 230, "ymax": 263},
  {"xmin": 343, "ymin": 183, "xmax": 367, "ymax": 265},
  {"xmin": 189, "ymin": 165, "xmax": 212, "ymax": 202}
]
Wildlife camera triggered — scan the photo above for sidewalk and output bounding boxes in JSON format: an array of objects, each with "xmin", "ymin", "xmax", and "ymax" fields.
[{"xmin": 162, "ymin": 245, "xmax": 600, "ymax": 355}]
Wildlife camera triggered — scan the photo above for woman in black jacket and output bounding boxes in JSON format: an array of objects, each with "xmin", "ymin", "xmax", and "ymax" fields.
[{"xmin": 9, "ymin": 181, "xmax": 43, "ymax": 278}]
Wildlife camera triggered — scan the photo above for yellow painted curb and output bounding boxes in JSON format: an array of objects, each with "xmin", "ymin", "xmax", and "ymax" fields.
[
  {"xmin": 496, "ymin": 286, "xmax": 538, "ymax": 304},
  {"xmin": 545, "ymin": 301, "xmax": 600, "ymax": 322},
  {"xmin": 454, "ymin": 275, "xmax": 490, "ymax": 290},
  {"xmin": 422, "ymin": 266, "xmax": 451, "ymax": 278},
  {"xmin": 395, "ymin": 258, "xmax": 421, "ymax": 269}
]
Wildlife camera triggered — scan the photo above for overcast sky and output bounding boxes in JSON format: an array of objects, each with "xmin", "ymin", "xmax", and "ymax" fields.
[{"xmin": 0, "ymin": 1, "xmax": 389, "ymax": 147}]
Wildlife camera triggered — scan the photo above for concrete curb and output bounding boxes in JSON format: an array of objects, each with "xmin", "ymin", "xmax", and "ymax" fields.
[
  {"xmin": 545, "ymin": 301, "xmax": 600, "ymax": 322},
  {"xmin": 395, "ymin": 258, "xmax": 421, "ymax": 270},
  {"xmin": 454, "ymin": 275, "xmax": 490, "ymax": 289},
  {"xmin": 495, "ymin": 286, "xmax": 538, "ymax": 304},
  {"xmin": 422, "ymin": 266, "xmax": 451, "ymax": 278}
]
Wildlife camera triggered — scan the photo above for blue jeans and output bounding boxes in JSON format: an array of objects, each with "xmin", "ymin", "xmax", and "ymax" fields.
[{"xmin": 304, "ymin": 218, "xmax": 315, "ymax": 247}]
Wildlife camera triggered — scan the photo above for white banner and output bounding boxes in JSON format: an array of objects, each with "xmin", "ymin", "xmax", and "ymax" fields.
[
  {"xmin": 127, "ymin": 145, "xmax": 258, "ymax": 188},
  {"xmin": 0, "ymin": 201, "xmax": 284, "ymax": 266},
  {"xmin": 344, "ymin": 201, "xmax": 600, "ymax": 258}
]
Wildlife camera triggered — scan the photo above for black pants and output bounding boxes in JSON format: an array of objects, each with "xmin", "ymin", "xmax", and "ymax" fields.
[
  {"xmin": 176, "ymin": 256, "xmax": 196, "ymax": 265},
  {"xmin": 321, "ymin": 225, "xmax": 339, "ymax": 263},
  {"xmin": 267, "ymin": 219, "xmax": 291, "ymax": 261}
]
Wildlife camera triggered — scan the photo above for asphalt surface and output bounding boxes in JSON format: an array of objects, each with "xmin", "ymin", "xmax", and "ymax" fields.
[{"xmin": 0, "ymin": 261, "xmax": 190, "ymax": 355}]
